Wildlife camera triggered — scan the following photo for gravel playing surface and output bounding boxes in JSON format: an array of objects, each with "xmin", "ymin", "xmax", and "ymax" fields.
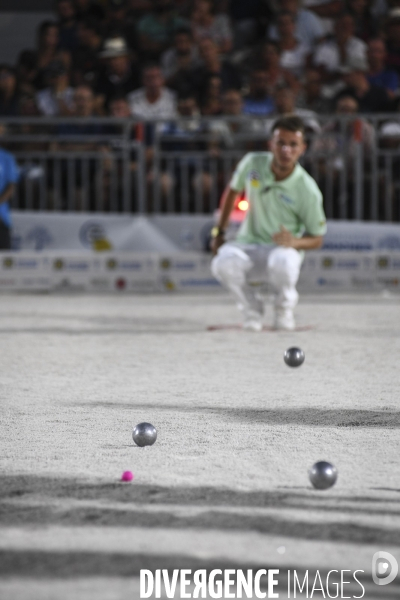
[{"xmin": 1, "ymin": 292, "xmax": 400, "ymax": 599}]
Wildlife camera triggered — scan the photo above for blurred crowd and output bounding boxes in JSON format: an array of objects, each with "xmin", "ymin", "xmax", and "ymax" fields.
[
  {"xmin": 0, "ymin": 0, "xmax": 400, "ymax": 122},
  {"xmin": 1, "ymin": 0, "xmax": 400, "ymax": 220}
]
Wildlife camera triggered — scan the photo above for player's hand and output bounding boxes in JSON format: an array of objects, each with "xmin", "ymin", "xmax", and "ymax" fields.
[
  {"xmin": 210, "ymin": 233, "xmax": 225, "ymax": 256},
  {"xmin": 272, "ymin": 226, "xmax": 296, "ymax": 248}
]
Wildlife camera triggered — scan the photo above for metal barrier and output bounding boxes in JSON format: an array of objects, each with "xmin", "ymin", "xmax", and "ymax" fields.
[{"xmin": 1, "ymin": 114, "xmax": 400, "ymax": 221}]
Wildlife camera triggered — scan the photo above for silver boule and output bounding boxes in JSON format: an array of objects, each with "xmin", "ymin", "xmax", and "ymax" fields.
[
  {"xmin": 132, "ymin": 422, "xmax": 157, "ymax": 447},
  {"xmin": 309, "ymin": 461, "xmax": 338, "ymax": 490},
  {"xmin": 284, "ymin": 347, "xmax": 305, "ymax": 367}
]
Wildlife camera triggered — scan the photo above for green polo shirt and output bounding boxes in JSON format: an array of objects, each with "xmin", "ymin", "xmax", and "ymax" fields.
[{"xmin": 230, "ymin": 152, "xmax": 327, "ymax": 245}]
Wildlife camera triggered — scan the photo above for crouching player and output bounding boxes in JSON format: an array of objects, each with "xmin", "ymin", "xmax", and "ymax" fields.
[{"xmin": 211, "ymin": 116, "xmax": 327, "ymax": 331}]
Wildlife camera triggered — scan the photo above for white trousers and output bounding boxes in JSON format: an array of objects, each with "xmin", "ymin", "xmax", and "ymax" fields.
[{"xmin": 211, "ymin": 243, "xmax": 302, "ymax": 313}]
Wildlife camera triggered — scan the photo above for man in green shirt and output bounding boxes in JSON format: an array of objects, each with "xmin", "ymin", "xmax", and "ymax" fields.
[{"xmin": 211, "ymin": 115, "xmax": 327, "ymax": 331}]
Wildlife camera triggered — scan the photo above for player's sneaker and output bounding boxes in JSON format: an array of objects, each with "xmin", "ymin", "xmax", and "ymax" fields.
[
  {"xmin": 242, "ymin": 307, "xmax": 263, "ymax": 332},
  {"xmin": 274, "ymin": 308, "xmax": 295, "ymax": 331}
]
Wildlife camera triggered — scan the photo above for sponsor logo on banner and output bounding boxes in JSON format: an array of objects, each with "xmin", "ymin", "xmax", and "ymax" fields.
[
  {"xmin": 3, "ymin": 257, "xmax": 13, "ymax": 269},
  {"xmin": 161, "ymin": 277, "xmax": 176, "ymax": 290},
  {"xmin": 322, "ymin": 257, "xmax": 334, "ymax": 269},
  {"xmin": 53, "ymin": 258, "xmax": 91, "ymax": 271},
  {"xmin": 317, "ymin": 277, "xmax": 345, "ymax": 287},
  {"xmin": 179, "ymin": 278, "xmax": 221, "ymax": 287},
  {"xmin": 0, "ymin": 278, "xmax": 16, "ymax": 286},
  {"xmin": 107, "ymin": 258, "xmax": 117, "ymax": 270},
  {"xmin": 115, "ymin": 278, "xmax": 126, "ymax": 290},
  {"xmin": 25, "ymin": 226, "xmax": 53, "ymax": 250},
  {"xmin": 160, "ymin": 258, "xmax": 198, "ymax": 271},
  {"xmin": 54, "ymin": 259, "xmax": 64, "ymax": 270},
  {"xmin": 336, "ymin": 259, "xmax": 360, "ymax": 270},
  {"xmin": 79, "ymin": 221, "xmax": 113, "ymax": 251},
  {"xmin": 3, "ymin": 257, "xmax": 39, "ymax": 270},
  {"xmin": 377, "ymin": 235, "xmax": 400, "ymax": 250},
  {"xmin": 377, "ymin": 257, "xmax": 389, "ymax": 269}
]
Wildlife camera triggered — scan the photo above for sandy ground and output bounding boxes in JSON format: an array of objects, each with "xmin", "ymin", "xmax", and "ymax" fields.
[{"xmin": 0, "ymin": 291, "xmax": 400, "ymax": 600}]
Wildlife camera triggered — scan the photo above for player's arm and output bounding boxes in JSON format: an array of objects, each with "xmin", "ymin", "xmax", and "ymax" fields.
[
  {"xmin": 0, "ymin": 183, "xmax": 15, "ymax": 204},
  {"xmin": 210, "ymin": 186, "xmax": 239, "ymax": 256},
  {"xmin": 272, "ymin": 226, "xmax": 323, "ymax": 250}
]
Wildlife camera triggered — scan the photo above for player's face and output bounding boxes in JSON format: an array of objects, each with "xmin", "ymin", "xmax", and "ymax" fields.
[{"xmin": 270, "ymin": 128, "xmax": 306, "ymax": 171}]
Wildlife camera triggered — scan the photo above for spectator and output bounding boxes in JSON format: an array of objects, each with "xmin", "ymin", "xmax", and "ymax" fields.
[
  {"xmin": 267, "ymin": 0, "xmax": 325, "ymax": 48},
  {"xmin": 0, "ymin": 66, "xmax": 19, "ymax": 116},
  {"xmin": 109, "ymin": 94, "xmax": 131, "ymax": 118},
  {"xmin": 208, "ymin": 89, "xmax": 260, "ymax": 151},
  {"xmin": 346, "ymin": 0, "xmax": 377, "ymax": 41},
  {"xmin": 255, "ymin": 40, "xmax": 299, "ymax": 94},
  {"xmin": 56, "ymin": 0, "xmax": 79, "ymax": 52},
  {"xmin": 137, "ymin": 0, "xmax": 188, "ymax": 60},
  {"xmin": 74, "ymin": 0, "xmax": 105, "ymax": 22},
  {"xmin": 243, "ymin": 67, "xmax": 275, "ymax": 116},
  {"xmin": 15, "ymin": 51, "xmax": 38, "ymax": 97},
  {"xmin": 229, "ymin": 0, "xmax": 261, "ymax": 50},
  {"xmin": 36, "ymin": 60, "xmax": 75, "ymax": 116},
  {"xmin": 385, "ymin": 8, "xmax": 400, "ymax": 75},
  {"xmin": 340, "ymin": 68, "xmax": 392, "ymax": 111},
  {"xmin": 275, "ymin": 11, "xmax": 311, "ymax": 79},
  {"xmin": 190, "ymin": 38, "xmax": 242, "ymax": 103},
  {"xmin": 313, "ymin": 13, "xmax": 367, "ymax": 96},
  {"xmin": 200, "ymin": 74, "xmax": 223, "ymax": 114},
  {"xmin": 71, "ymin": 17, "xmax": 103, "ymax": 87},
  {"xmin": 367, "ymin": 38, "xmax": 399, "ymax": 97},
  {"xmin": 128, "ymin": 63, "xmax": 177, "ymax": 118},
  {"xmin": 104, "ymin": 0, "xmax": 138, "ymax": 52},
  {"xmin": 33, "ymin": 21, "xmax": 70, "ymax": 90},
  {"xmin": 302, "ymin": 0, "xmax": 345, "ymax": 36},
  {"xmin": 191, "ymin": 0, "xmax": 233, "ymax": 54},
  {"xmin": 0, "ymin": 147, "xmax": 19, "ymax": 250},
  {"xmin": 264, "ymin": 85, "xmax": 321, "ymax": 136},
  {"xmin": 96, "ymin": 38, "xmax": 140, "ymax": 110},
  {"xmin": 296, "ymin": 68, "xmax": 331, "ymax": 112},
  {"xmin": 161, "ymin": 28, "xmax": 200, "ymax": 83},
  {"xmin": 310, "ymin": 92, "xmax": 375, "ymax": 217}
]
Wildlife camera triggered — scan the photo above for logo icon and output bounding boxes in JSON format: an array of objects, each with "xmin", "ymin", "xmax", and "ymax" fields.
[
  {"xmin": 53, "ymin": 259, "xmax": 64, "ymax": 270},
  {"xmin": 322, "ymin": 257, "xmax": 333, "ymax": 269},
  {"xmin": 372, "ymin": 551, "xmax": 398, "ymax": 586}
]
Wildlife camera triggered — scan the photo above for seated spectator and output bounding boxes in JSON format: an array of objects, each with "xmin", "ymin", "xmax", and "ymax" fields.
[
  {"xmin": 346, "ymin": 0, "xmax": 377, "ymax": 41},
  {"xmin": 74, "ymin": 0, "xmax": 105, "ymax": 22},
  {"xmin": 32, "ymin": 21, "xmax": 71, "ymax": 90},
  {"xmin": 104, "ymin": 0, "xmax": 139, "ymax": 53},
  {"xmin": 71, "ymin": 17, "xmax": 103, "ymax": 87},
  {"xmin": 96, "ymin": 38, "xmax": 140, "ymax": 111},
  {"xmin": 128, "ymin": 63, "xmax": 177, "ymax": 118},
  {"xmin": 0, "ymin": 66, "xmax": 19, "ymax": 116},
  {"xmin": 296, "ymin": 68, "xmax": 331, "ymax": 113},
  {"xmin": 189, "ymin": 38, "xmax": 242, "ymax": 103},
  {"xmin": 313, "ymin": 12, "xmax": 367, "ymax": 97},
  {"xmin": 275, "ymin": 11, "xmax": 311, "ymax": 79},
  {"xmin": 161, "ymin": 28, "xmax": 200, "ymax": 83},
  {"xmin": 256, "ymin": 40, "xmax": 299, "ymax": 94},
  {"xmin": 137, "ymin": 0, "xmax": 188, "ymax": 60},
  {"xmin": 191, "ymin": 0, "xmax": 233, "ymax": 55},
  {"xmin": 309, "ymin": 92, "xmax": 375, "ymax": 218},
  {"xmin": 366, "ymin": 38, "xmax": 399, "ymax": 97},
  {"xmin": 16, "ymin": 51, "xmax": 38, "ymax": 97},
  {"xmin": 384, "ymin": 8, "xmax": 400, "ymax": 75},
  {"xmin": 243, "ymin": 68, "xmax": 275, "ymax": 116},
  {"xmin": 341, "ymin": 68, "xmax": 392, "ymax": 111},
  {"xmin": 56, "ymin": 0, "xmax": 79, "ymax": 52},
  {"xmin": 264, "ymin": 85, "xmax": 321, "ymax": 136},
  {"xmin": 36, "ymin": 60, "xmax": 75, "ymax": 116},
  {"xmin": 200, "ymin": 74, "xmax": 223, "ymax": 115},
  {"xmin": 208, "ymin": 89, "xmax": 261, "ymax": 151},
  {"xmin": 302, "ymin": 0, "xmax": 345, "ymax": 36},
  {"xmin": 267, "ymin": 0, "xmax": 325, "ymax": 48},
  {"xmin": 229, "ymin": 0, "xmax": 261, "ymax": 50}
]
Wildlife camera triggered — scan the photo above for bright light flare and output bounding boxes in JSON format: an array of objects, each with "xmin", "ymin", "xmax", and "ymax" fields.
[{"xmin": 237, "ymin": 199, "xmax": 249, "ymax": 211}]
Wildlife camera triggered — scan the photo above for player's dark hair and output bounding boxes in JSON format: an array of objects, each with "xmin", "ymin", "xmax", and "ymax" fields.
[{"xmin": 271, "ymin": 115, "xmax": 306, "ymax": 136}]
